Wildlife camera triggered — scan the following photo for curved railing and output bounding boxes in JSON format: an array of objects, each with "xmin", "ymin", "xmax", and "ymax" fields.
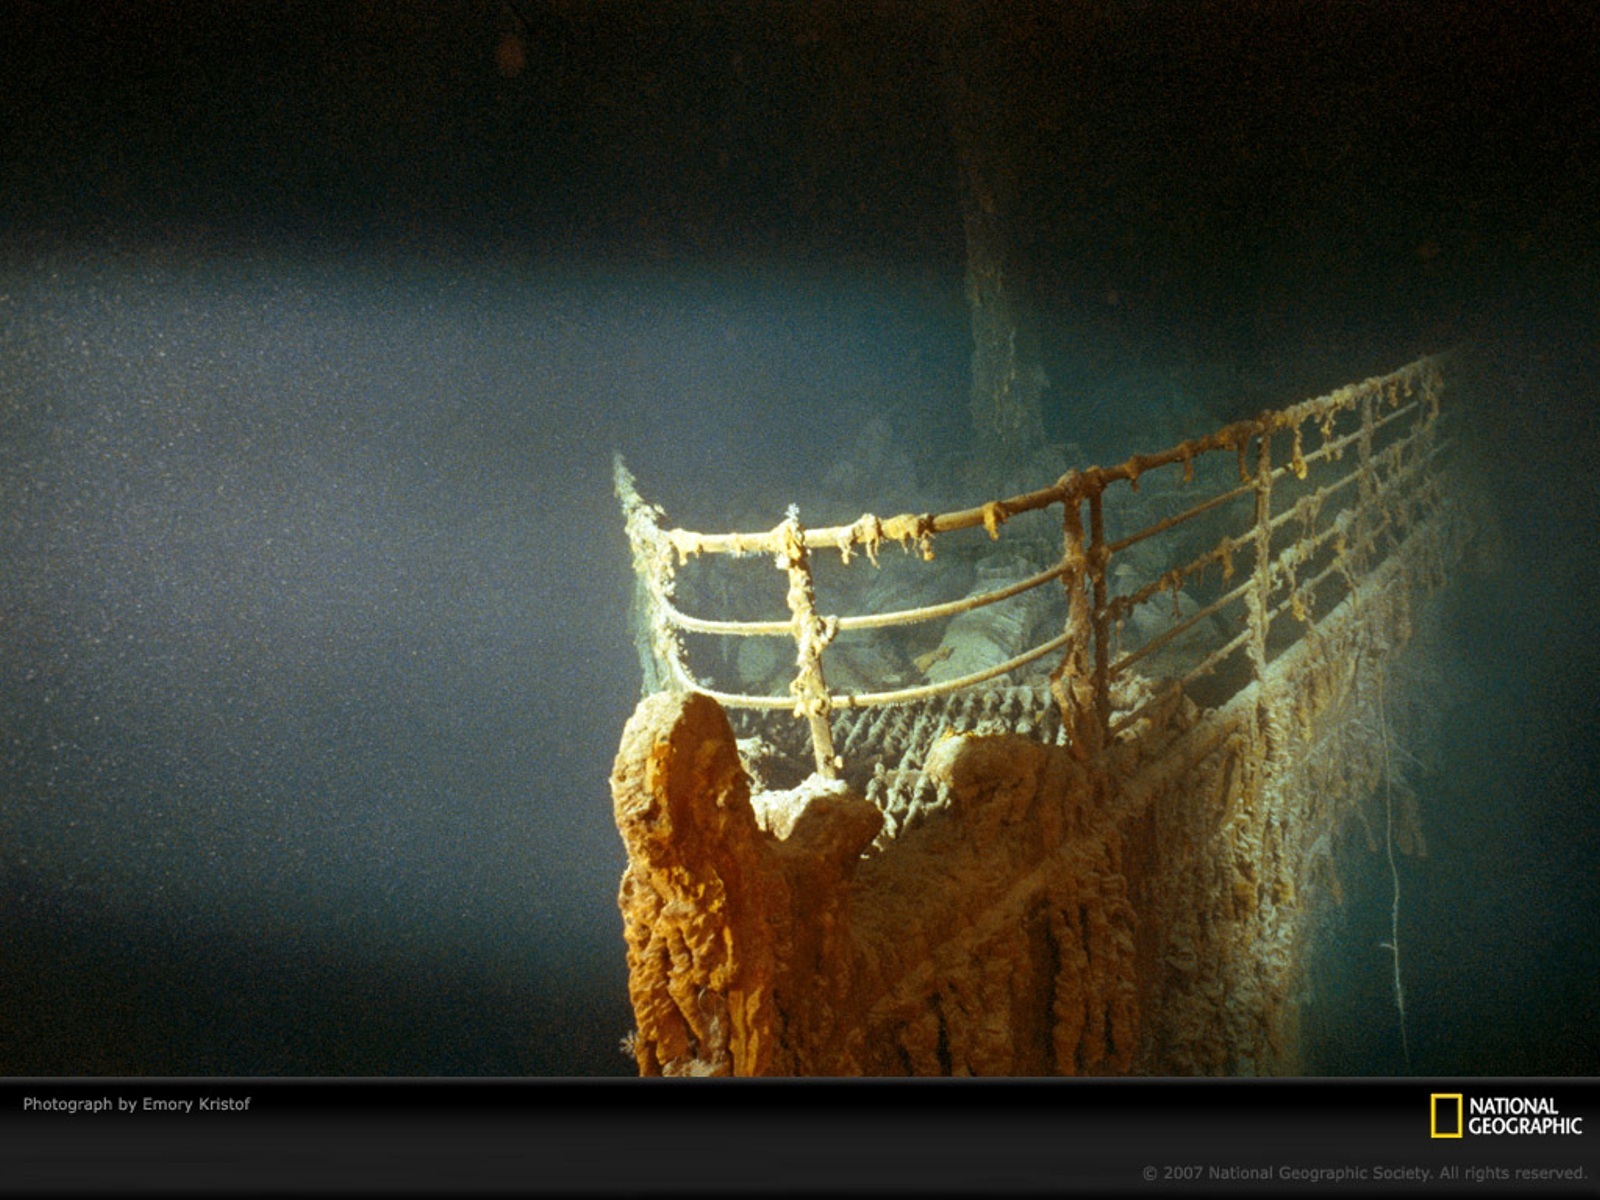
[{"xmin": 617, "ymin": 354, "xmax": 1454, "ymax": 779}]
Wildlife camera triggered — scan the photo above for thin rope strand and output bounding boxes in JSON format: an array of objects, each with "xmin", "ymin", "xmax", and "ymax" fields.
[{"xmin": 1377, "ymin": 668, "xmax": 1412, "ymax": 1070}]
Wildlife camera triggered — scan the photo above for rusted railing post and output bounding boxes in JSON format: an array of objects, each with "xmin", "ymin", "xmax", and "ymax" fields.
[
  {"xmin": 1353, "ymin": 385, "xmax": 1378, "ymax": 580},
  {"xmin": 1408, "ymin": 360, "xmax": 1440, "ymax": 535},
  {"xmin": 777, "ymin": 508, "xmax": 840, "ymax": 779},
  {"xmin": 1087, "ymin": 486, "xmax": 1112, "ymax": 737},
  {"xmin": 1247, "ymin": 424, "xmax": 1297, "ymax": 762},
  {"xmin": 1050, "ymin": 473, "xmax": 1103, "ymax": 760},
  {"xmin": 1412, "ymin": 361, "xmax": 1447, "ymax": 581},
  {"xmin": 1247, "ymin": 428, "xmax": 1275, "ymax": 686}
]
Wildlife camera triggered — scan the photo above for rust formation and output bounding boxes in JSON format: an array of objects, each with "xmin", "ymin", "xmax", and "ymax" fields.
[{"xmin": 611, "ymin": 354, "xmax": 1487, "ymax": 1075}]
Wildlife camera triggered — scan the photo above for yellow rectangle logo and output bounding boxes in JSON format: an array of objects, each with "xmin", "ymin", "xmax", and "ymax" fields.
[{"xmin": 1432, "ymin": 1093, "xmax": 1464, "ymax": 1138}]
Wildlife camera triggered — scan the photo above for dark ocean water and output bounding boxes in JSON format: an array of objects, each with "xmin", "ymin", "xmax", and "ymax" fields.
[
  {"xmin": 0, "ymin": 257, "xmax": 977, "ymax": 1076},
  {"xmin": 1301, "ymin": 345, "xmax": 1600, "ymax": 1077}
]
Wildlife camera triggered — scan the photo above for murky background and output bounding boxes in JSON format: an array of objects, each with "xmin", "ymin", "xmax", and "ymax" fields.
[{"xmin": 1, "ymin": 1, "xmax": 1594, "ymax": 1075}]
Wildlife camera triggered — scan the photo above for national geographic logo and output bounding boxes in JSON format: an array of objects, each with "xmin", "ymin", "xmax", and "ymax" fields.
[{"xmin": 1432, "ymin": 1093, "xmax": 1585, "ymax": 1138}]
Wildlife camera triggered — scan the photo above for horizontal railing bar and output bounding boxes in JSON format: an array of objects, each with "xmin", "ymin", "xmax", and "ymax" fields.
[
  {"xmin": 1283, "ymin": 453, "xmax": 1452, "ymax": 606},
  {"xmin": 1265, "ymin": 468, "xmax": 1361, "ymax": 538},
  {"xmin": 1175, "ymin": 624, "xmax": 1253, "ymax": 690},
  {"xmin": 687, "ymin": 683, "xmax": 798, "ymax": 711},
  {"xmin": 1108, "ymin": 465, "xmax": 1449, "ymax": 737},
  {"xmin": 1371, "ymin": 397, "xmax": 1422, "ymax": 436},
  {"xmin": 1099, "ymin": 399, "xmax": 1410, "ymax": 563},
  {"xmin": 1299, "ymin": 420, "xmax": 1364, "ymax": 467},
  {"xmin": 1109, "ymin": 503, "xmax": 1454, "ymax": 814},
  {"xmin": 1259, "ymin": 491, "xmax": 1449, "ymax": 665},
  {"xmin": 707, "ymin": 627, "xmax": 1077, "ymax": 712},
  {"xmin": 663, "ymin": 476, "xmax": 1075, "ymax": 561},
  {"xmin": 661, "ymin": 601, "xmax": 792, "ymax": 638},
  {"xmin": 655, "ymin": 359, "xmax": 1439, "ymax": 563},
  {"xmin": 1081, "ymin": 422, "xmax": 1256, "ymax": 495},
  {"xmin": 1103, "ymin": 529, "xmax": 1253, "ymax": 624},
  {"xmin": 659, "ymin": 557, "xmax": 1072, "ymax": 638},
  {"xmin": 835, "ymin": 558, "xmax": 1070, "ymax": 631},
  {"xmin": 1261, "ymin": 407, "xmax": 1440, "ymax": 545},
  {"xmin": 1102, "ymin": 616, "xmax": 1251, "ymax": 734},
  {"xmin": 1106, "ymin": 478, "xmax": 1256, "ymax": 556},
  {"xmin": 1294, "ymin": 397, "xmax": 1420, "ymax": 475},
  {"xmin": 1255, "ymin": 395, "xmax": 1419, "ymax": 493},
  {"xmin": 661, "ymin": 414, "xmax": 1441, "ymax": 645},
  {"xmin": 1108, "ymin": 422, "xmax": 1446, "ymax": 688},
  {"xmin": 829, "ymin": 629, "xmax": 1075, "ymax": 708},
  {"xmin": 1089, "ymin": 358, "xmax": 1436, "ymax": 497},
  {"xmin": 1105, "ymin": 575, "xmax": 1252, "ymax": 679}
]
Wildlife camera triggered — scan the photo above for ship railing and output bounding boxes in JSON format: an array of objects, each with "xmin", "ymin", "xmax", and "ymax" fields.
[{"xmin": 615, "ymin": 353, "xmax": 1454, "ymax": 780}]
